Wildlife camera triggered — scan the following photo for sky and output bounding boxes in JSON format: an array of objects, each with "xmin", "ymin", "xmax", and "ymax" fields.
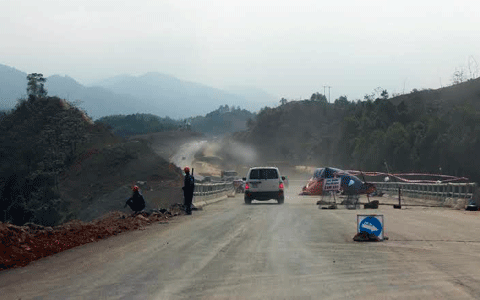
[{"xmin": 2, "ymin": 0, "xmax": 480, "ymax": 102}]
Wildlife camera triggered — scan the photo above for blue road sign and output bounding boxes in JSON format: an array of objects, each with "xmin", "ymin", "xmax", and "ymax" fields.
[{"xmin": 358, "ymin": 216, "xmax": 383, "ymax": 237}]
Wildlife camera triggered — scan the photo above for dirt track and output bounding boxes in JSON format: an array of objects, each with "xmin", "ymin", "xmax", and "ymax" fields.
[{"xmin": 2, "ymin": 181, "xmax": 480, "ymax": 299}]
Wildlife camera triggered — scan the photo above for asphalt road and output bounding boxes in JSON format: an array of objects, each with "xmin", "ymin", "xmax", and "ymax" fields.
[{"xmin": 3, "ymin": 181, "xmax": 480, "ymax": 299}]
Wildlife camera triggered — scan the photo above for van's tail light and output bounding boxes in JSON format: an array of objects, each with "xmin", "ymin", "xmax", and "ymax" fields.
[
  {"xmin": 245, "ymin": 183, "xmax": 249, "ymax": 190},
  {"xmin": 279, "ymin": 182, "xmax": 284, "ymax": 189}
]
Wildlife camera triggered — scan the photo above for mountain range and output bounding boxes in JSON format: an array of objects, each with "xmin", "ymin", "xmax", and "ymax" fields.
[{"xmin": 0, "ymin": 64, "xmax": 277, "ymax": 119}]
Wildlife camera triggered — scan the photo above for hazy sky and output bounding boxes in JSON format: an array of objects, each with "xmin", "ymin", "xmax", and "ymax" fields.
[{"xmin": 2, "ymin": 0, "xmax": 479, "ymax": 101}]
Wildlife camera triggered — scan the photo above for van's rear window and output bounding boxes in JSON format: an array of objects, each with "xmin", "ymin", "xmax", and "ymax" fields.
[{"xmin": 249, "ymin": 169, "xmax": 278, "ymax": 179}]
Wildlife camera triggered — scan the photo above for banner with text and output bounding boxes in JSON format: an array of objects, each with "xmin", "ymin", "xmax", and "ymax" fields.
[{"xmin": 323, "ymin": 178, "xmax": 341, "ymax": 191}]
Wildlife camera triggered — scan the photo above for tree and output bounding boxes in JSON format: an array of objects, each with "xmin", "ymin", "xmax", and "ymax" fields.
[
  {"xmin": 334, "ymin": 95, "xmax": 349, "ymax": 107},
  {"xmin": 218, "ymin": 105, "xmax": 230, "ymax": 113},
  {"xmin": 279, "ymin": 98, "xmax": 288, "ymax": 106},
  {"xmin": 246, "ymin": 117, "xmax": 255, "ymax": 130},
  {"xmin": 310, "ymin": 93, "xmax": 327, "ymax": 103},
  {"xmin": 381, "ymin": 90, "xmax": 389, "ymax": 100},
  {"xmin": 27, "ymin": 73, "xmax": 47, "ymax": 99},
  {"xmin": 364, "ymin": 93, "xmax": 375, "ymax": 101}
]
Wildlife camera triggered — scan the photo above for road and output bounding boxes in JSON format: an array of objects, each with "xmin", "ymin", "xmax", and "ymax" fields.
[
  {"xmin": 2, "ymin": 180, "xmax": 480, "ymax": 299},
  {"xmin": 170, "ymin": 140, "xmax": 207, "ymax": 169}
]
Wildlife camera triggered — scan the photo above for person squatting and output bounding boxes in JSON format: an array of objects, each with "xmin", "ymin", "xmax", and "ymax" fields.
[{"xmin": 125, "ymin": 185, "xmax": 146, "ymax": 213}]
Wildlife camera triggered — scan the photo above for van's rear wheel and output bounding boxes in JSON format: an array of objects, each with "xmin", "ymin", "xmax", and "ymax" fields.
[
  {"xmin": 277, "ymin": 197, "xmax": 284, "ymax": 204},
  {"xmin": 244, "ymin": 196, "xmax": 252, "ymax": 204}
]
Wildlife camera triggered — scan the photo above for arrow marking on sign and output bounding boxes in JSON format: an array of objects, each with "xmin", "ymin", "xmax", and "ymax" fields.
[{"xmin": 361, "ymin": 222, "xmax": 378, "ymax": 232}]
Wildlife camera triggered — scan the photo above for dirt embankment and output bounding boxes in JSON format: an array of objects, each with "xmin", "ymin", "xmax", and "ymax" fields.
[
  {"xmin": 0, "ymin": 206, "xmax": 188, "ymax": 272},
  {"xmin": 59, "ymin": 138, "xmax": 185, "ymax": 223}
]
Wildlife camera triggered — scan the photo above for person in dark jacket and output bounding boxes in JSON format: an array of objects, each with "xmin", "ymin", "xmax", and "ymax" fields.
[
  {"xmin": 182, "ymin": 166, "xmax": 195, "ymax": 215},
  {"xmin": 124, "ymin": 185, "xmax": 146, "ymax": 213}
]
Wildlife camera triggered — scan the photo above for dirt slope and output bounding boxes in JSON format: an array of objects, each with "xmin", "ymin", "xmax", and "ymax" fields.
[
  {"xmin": 59, "ymin": 138, "xmax": 185, "ymax": 223},
  {"xmin": 0, "ymin": 207, "xmax": 186, "ymax": 271}
]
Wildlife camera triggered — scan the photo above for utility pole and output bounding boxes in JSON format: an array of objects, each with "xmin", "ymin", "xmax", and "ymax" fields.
[{"xmin": 323, "ymin": 85, "xmax": 331, "ymax": 103}]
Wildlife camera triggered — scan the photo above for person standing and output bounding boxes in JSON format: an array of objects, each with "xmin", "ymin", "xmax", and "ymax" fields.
[{"xmin": 182, "ymin": 166, "xmax": 195, "ymax": 215}]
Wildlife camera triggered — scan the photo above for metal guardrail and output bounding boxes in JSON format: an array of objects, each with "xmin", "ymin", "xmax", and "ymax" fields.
[
  {"xmin": 373, "ymin": 182, "xmax": 477, "ymax": 199},
  {"xmin": 194, "ymin": 182, "xmax": 234, "ymax": 197}
]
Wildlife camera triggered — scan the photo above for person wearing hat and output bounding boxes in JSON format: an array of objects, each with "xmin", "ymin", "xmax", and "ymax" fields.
[
  {"xmin": 182, "ymin": 166, "xmax": 195, "ymax": 215},
  {"xmin": 124, "ymin": 185, "xmax": 146, "ymax": 213}
]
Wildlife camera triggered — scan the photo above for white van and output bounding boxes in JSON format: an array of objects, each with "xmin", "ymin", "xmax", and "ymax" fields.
[{"xmin": 243, "ymin": 167, "xmax": 285, "ymax": 204}]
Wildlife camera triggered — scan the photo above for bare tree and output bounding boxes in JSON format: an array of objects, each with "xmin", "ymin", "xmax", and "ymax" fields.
[
  {"xmin": 452, "ymin": 67, "xmax": 467, "ymax": 85},
  {"xmin": 468, "ymin": 56, "xmax": 479, "ymax": 80},
  {"xmin": 374, "ymin": 87, "xmax": 384, "ymax": 99}
]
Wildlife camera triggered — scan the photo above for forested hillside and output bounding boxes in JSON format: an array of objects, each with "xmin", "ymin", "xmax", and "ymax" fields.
[
  {"xmin": 190, "ymin": 105, "xmax": 256, "ymax": 135},
  {"xmin": 0, "ymin": 94, "xmax": 101, "ymax": 225},
  {"xmin": 97, "ymin": 105, "xmax": 256, "ymax": 137},
  {"xmin": 233, "ymin": 94, "xmax": 343, "ymax": 166},
  {"xmin": 234, "ymin": 78, "xmax": 480, "ymax": 183},
  {"xmin": 96, "ymin": 114, "xmax": 183, "ymax": 137},
  {"xmin": 0, "ymin": 76, "xmax": 182, "ymax": 226}
]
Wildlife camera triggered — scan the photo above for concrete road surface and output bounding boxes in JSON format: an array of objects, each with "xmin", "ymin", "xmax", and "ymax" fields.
[{"xmin": 3, "ymin": 181, "xmax": 480, "ymax": 299}]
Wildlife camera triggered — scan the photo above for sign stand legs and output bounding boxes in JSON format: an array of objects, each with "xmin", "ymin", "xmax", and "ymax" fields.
[{"xmin": 394, "ymin": 187, "xmax": 402, "ymax": 209}]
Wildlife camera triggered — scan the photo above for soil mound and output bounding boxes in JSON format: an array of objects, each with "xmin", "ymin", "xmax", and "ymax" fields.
[{"xmin": 0, "ymin": 204, "xmax": 187, "ymax": 271}]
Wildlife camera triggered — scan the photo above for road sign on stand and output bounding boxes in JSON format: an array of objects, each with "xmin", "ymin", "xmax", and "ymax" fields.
[
  {"xmin": 321, "ymin": 178, "xmax": 341, "ymax": 207},
  {"xmin": 357, "ymin": 215, "xmax": 384, "ymax": 240},
  {"xmin": 323, "ymin": 178, "xmax": 341, "ymax": 191}
]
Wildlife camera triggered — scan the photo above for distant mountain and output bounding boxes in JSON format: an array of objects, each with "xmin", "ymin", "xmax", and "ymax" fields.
[
  {"xmin": 0, "ymin": 64, "xmax": 27, "ymax": 110},
  {"xmin": 92, "ymin": 72, "xmax": 251, "ymax": 118},
  {"xmin": 0, "ymin": 65, "xmax": 146, "ymax": 118},
  {"xmin": 46, "ymin": 75, "xmax": 152, "ymax": 119},
  {"xmin": 0, "ymin": 64, "xmax": 274, "ymax": 119}
]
